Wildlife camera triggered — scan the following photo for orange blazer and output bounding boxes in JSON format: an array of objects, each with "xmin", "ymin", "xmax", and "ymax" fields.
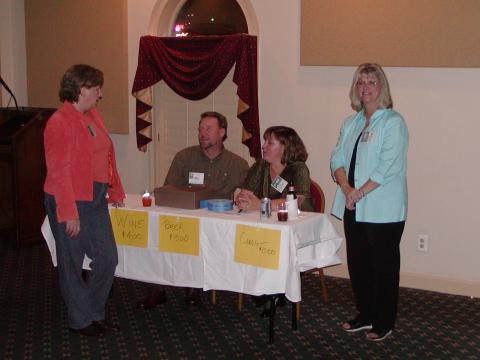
[{"xmin": 44, "ymin": 101, "xmax": 125, "ymax": 222}]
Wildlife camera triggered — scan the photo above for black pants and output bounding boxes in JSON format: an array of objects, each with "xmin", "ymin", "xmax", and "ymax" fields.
[{"xmin": 343, "ymin": 209, "xmax": 405, "ymax": 331}]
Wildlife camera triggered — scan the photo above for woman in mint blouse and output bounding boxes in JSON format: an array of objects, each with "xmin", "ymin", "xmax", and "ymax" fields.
[{"xmin": 330, "ymin": 63, "xmax": 408, "ymax": 341}]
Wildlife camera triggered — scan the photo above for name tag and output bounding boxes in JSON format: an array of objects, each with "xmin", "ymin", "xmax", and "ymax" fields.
[
  {"xmin": 189, "ymin": 172, "xmax": 204, "ymax": 185},
  {"xmin": 271, "ymin": 176, "xmax": 288, "ymax": 193},
  {"xmin": 361, "ymin": 131, "xmax": 374, "ymax": 143}
]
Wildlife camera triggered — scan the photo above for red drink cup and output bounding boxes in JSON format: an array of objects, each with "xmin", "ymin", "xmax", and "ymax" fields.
[
  {"xmin": 142, "ymin": 197, "xmax": 152, "ymax": 207},
  {"xmin": 277, "ymin": 210, "xmax": 288, "ymax": 221},
  {"xmin": 277, "ymin": 202, "xmax": 288, "ymax": 221}
]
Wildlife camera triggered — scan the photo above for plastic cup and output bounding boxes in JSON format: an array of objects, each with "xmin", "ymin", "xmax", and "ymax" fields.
[
  {"xmin": 142, "ymin": 197, "xmax": 152, "ymax": 207},
  {"xmin": 277, "ymin": 202, "xmax": 288, "ymax": 222}
]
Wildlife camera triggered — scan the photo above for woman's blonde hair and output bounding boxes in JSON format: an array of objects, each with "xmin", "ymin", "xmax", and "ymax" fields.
[{"xmin": 349, "ymin": 63, "xmax": 393, "ymax": 112}]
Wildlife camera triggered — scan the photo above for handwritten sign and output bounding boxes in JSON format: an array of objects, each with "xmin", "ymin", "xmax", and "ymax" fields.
[
  {"xmin": 158, "ymin": 215, "xmax": 199, "ymax": 256},
  {"xmin": 234, "ymin": 224, "xmax": 281, "ymax": 270},
  {"xmin": 110, "ymin": 209, "xmax": 148, "ymax": 248}
]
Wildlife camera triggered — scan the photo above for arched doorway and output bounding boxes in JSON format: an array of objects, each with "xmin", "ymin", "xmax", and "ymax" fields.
[
  {"xmin": 147, "ymin": 0, "xmax": 259, "ymax": 188},
  {"xmin": 148, "ymin": 0, "xmax": 258, "ymax": 37}
]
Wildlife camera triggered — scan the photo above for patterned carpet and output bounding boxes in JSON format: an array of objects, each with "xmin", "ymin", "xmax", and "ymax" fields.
[{"xmin": 0, "ymin": 242, "xmax": 479, "ymax": 359}]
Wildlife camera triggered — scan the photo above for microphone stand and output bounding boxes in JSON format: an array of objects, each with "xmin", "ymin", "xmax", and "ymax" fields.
[{"xmin": 0, "ymin": 76, "xmax": 19, "ymax": 111}]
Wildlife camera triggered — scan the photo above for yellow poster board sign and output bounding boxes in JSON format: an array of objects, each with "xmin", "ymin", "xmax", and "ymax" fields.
[
  {"xmin": 234, "ymin": 224, "xmax": 281, "ymax": 270},
  {"xmin": 110, "ymin": 209, "xmax": 148, "ymax": 248},
  {"xmin": 158, "ymin": 215, "xmax": 199, "ymax": 256}
]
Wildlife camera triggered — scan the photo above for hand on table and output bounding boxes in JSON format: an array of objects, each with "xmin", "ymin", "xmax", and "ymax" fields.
[{"xmin": 235, "ymin": 189, "xmax": 260, "ymax": 211}]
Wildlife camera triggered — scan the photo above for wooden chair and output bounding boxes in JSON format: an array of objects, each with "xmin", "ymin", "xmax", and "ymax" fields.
[
  {"xmin": 294, "ymin": 179, "xmax": 329, "ymax": 320},
  {"xmin": 211, "ymin": 291, "xmax": 245, "ymax": 311}
]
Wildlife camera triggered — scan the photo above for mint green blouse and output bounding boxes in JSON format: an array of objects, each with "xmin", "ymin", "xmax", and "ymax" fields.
[{"xmin": 330, "ymin": 109, "xmax": 409, "ymax": 223}]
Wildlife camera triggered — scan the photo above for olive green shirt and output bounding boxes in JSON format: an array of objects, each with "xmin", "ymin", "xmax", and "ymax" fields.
[
  {"xmin": 243, "ymin": 160, "xmax": 314, "ymax": 212},
  {"xmin": 164, "ymin": 145, "xmax": 249, "ymax": 199}
]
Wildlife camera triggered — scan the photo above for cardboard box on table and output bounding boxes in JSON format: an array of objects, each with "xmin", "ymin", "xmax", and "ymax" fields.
[{"xmin": 154, "ymin": 185, "xmax": 214, "ymax": 209}]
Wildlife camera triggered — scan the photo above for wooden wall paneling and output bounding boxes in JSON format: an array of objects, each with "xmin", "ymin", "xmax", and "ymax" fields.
[
  {"xmin": 24, "ymin": 0, "xmax": 129, "ymax": 133},
  {"xmin": 301, "ymin": 0, "xmax": 480, "ymax": 67}
]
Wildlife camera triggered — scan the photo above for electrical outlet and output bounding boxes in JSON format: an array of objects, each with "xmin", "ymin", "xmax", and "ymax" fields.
[{"xmin": 417, "ymin": 234, "xmax": 428, "ymax": 252}]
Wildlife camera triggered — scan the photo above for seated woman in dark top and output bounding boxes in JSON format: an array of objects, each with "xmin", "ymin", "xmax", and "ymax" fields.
[
  {"xmin": 236, "ymin": 126, "xmax": 313, "ymax": 212},
  {"xmin": 235, "ymin": 126, "xmax": 313, "ymax": 316}
]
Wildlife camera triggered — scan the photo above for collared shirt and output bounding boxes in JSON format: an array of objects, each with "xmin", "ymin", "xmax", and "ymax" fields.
[
  {"xmin": 164, "ymin": 145, "xmax": 249, "ymax": 199},
  {"xmin": 330, "ymin": 108, "xmax": 409, "ymax": 223}
]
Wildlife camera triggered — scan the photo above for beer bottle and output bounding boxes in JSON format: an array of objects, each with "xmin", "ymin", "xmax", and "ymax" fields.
[{"xmin": 286, "ymin": 180, "xmax": 296, "ymax": 201}]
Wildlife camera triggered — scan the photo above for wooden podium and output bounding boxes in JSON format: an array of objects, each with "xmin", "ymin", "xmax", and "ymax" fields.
[{"xmin": 0, "ymin": 107, "xmax": 55, "ymax": 245}]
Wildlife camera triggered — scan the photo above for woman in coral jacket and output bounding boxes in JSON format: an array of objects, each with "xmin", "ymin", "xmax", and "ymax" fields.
[{"xmin": 44, "ymin": 64, "xmax": 125, "ymax": 337}]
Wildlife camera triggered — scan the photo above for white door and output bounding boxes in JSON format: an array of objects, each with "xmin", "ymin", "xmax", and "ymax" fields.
[{"xmin": 152, "ymin": 69, "xmax": 253, "ymax": 188}]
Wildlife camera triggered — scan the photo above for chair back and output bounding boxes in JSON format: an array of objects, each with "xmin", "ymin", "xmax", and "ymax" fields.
[{"xmin": 310, "ymin": 180, "xmax": 325, "ymax": 214}]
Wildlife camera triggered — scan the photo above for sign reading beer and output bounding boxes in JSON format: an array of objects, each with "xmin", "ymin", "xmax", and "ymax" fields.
[{"xmin": 158, "ymin": 215, "xmax": 199, "ymax": 256}]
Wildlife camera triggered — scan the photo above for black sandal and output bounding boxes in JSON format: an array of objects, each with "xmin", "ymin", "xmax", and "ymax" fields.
[
  {"xmin": 341, "ymin": 317, "xmax": 372, "ymax": 333},
  {"xmin": 366, "ymin": 328, "xmax": 393, "ymax": 341}
]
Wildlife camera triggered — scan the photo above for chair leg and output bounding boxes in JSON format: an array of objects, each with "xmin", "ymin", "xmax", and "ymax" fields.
[
  {"xmin": 237, "ymin": 293, "xmax": 244, "ymax": 311},
  {"xmin": 295, "ymin": 269, "xmax": 327, "ymax": 321},
  {"xmin": 211, "ymin": 290, "xmax": 216, "ymax": 304},
  {"xmin": 291, "ymin": 302, "xmax": 297, "ymax": 330},
  {"xmin": 318, "ymin": 269, "xmax": 328, "ymax": 303}
]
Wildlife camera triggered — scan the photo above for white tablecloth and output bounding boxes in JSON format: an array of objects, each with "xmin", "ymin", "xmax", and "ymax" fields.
[{"xmin": 42, "ymin": 195, "xmax": 342, "ymax": 302}]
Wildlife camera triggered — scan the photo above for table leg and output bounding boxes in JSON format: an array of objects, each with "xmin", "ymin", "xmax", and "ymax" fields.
[
  {"xmin": 291, "ymin": 302, "xmax": 297, "ymax": 330},
  {"xmin": 268, "ymin": 296, "xmax": 276, "ymax": 344}
]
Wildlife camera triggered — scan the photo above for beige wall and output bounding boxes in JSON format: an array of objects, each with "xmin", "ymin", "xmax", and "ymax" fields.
[
  {"xmin": 253, "ymin": 1, "xmax": 480, "ymax": 296},
  {"xmin": 24, "ymin": 0, "xmax": 129, "ymax": 133},
  {"xmin": 301, "ymin": 0, "xmax": 480, "ymax": 67},
  {"xmin": 2, "ymin": 0, "xmax": 479, "ymax": 296},
  {"xmin": 109, "ymin": 0, "xmax": 157, "ymax": 193},
  {"xmin": 0, "ymin": 0, "xmax": 27, "ymax": 107}
]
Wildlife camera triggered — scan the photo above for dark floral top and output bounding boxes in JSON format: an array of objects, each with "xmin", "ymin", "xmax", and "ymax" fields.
[{"xmin": 243, "ymin": 160, "xmax": 314, "ymax": 212}]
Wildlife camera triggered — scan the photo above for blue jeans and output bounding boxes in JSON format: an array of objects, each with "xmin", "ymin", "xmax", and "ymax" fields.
[{"xmin": 45, "ymin": 182, "xmax": 118, "ymax": 329}]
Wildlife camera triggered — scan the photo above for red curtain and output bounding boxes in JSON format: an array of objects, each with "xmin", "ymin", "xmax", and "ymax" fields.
[{"xmin": 132, "ymin": 34, "xmax": 261, "ymax": 158}]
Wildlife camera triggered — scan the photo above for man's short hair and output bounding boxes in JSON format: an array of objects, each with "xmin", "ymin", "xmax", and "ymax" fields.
[{"xmin": 200, "ymin": 111, "xmax": 228, "ymax": 142}]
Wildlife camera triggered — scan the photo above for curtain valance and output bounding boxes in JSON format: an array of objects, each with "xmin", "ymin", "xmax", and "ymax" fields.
[{"xmin": 132, "ymin": 34, "xmax": 260, "ymax": 158}]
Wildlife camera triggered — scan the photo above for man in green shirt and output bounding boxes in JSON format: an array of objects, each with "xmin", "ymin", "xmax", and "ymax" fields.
[
  {"xmin": 137, "ymin": 111, "xmax": 249, "ymax": 309},
  {"xmin": 164, "ymin": 112, "xmax": 249, "ymax": 199}
]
